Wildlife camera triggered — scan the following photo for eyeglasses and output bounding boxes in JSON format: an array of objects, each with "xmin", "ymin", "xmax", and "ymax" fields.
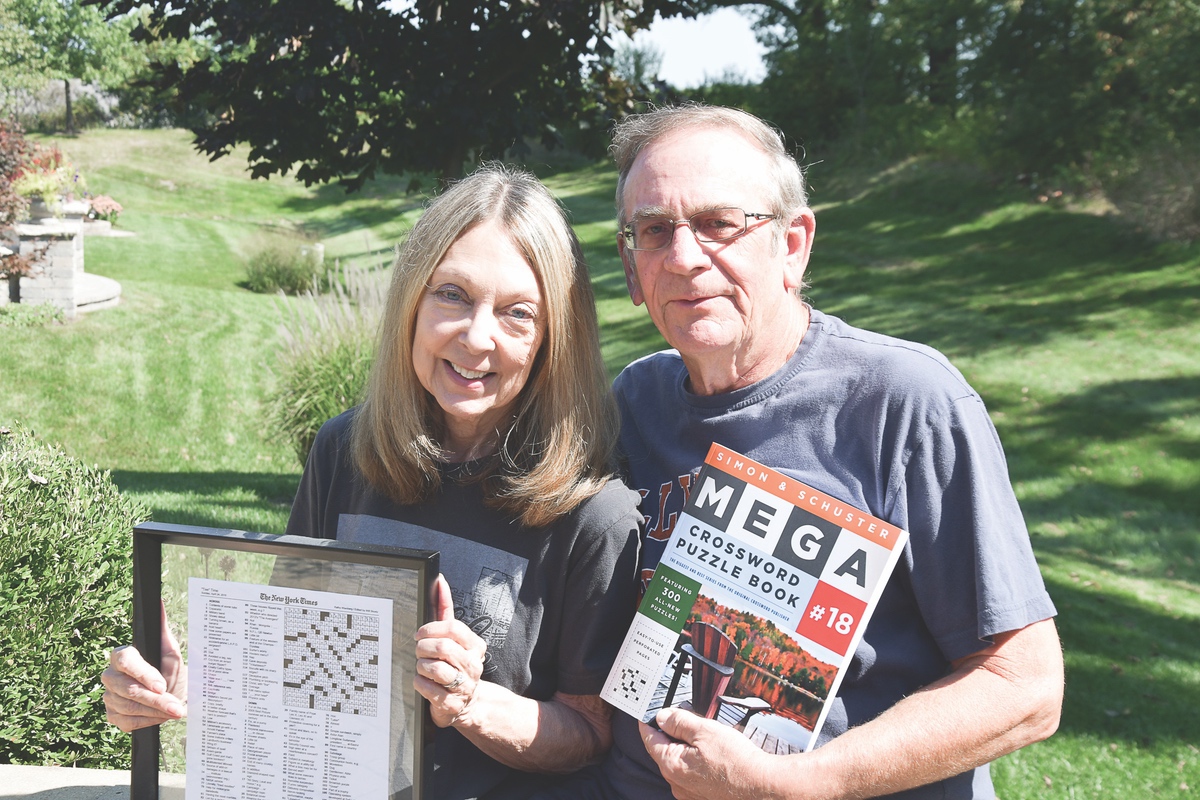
[{"xmin": 619, "ymin": 208, "xmax": 778, "ymax": 251}]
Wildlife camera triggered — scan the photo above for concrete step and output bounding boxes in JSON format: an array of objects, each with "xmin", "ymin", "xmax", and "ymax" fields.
[{"xmin": 75, "ymin": 273, "xmax": 122, "ymax": 313}]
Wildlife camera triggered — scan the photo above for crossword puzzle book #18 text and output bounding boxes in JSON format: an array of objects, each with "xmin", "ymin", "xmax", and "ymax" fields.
[{"xmin": 601, "ymin": 443, "xmax": 909, "ymax": 753}]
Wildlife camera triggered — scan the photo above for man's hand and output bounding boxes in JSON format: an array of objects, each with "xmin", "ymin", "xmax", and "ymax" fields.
[
  {"xmin": 641, "ymin": 707, "xmax": 779, "ymax": 800},
  {"xmin": 636, "ymin": 619, "xmax": 1063, "ymax": 800}
]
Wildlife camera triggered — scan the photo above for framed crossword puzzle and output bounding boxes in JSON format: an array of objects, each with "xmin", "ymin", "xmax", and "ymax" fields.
[{"xmin": 131, "ymin": 521, "xmax": 439, "ymax": 800}]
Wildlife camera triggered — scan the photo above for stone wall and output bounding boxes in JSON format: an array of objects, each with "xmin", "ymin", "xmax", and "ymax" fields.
[{"xmin": 2, "ymin": 223, "xmax": 84, "ymax": 319}]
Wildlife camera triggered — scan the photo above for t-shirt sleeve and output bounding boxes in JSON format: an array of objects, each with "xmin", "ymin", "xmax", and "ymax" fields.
[
  {"xmin": 284, "ymin": 413, "xmax": 349, "ymax": 540},
  {"xmin": 553, "ymin": 482, "xmax": 643, "ymax": 696},
  {"xmin": 896, "ymin": 393, "xmax": 1057, "ymax": 662}
]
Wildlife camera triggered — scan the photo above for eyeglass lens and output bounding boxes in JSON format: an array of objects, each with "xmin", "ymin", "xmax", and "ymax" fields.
[{"xmin": 628, "ymin": 208, "xmax": 750, "ymax": 251}]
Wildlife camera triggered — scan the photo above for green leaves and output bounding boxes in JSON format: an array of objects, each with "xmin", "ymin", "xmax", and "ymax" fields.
[
  {"xmin": 0, "ymin": 425, "xmax": 148, "ymax": 767},
  {"xmin": 90, "ymin": 0, "xmax": 701, "ymax": 185}
]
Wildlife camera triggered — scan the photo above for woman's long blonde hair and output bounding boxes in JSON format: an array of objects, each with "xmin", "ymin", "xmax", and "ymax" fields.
[{"xmin": 352, "ymin": 163, "xmax": 618, "ymax": 528}]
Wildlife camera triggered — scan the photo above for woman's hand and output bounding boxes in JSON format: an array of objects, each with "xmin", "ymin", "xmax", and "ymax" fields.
[
  {"xmin": 413, "ymin": 574, "xmax": 488, "ymax": 728},
  {"xmin": 101, "ymin": 601, "xmax": 187, "ymax": 732}
]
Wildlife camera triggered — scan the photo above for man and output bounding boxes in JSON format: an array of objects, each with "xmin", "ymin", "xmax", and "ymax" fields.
[{"xmin": 585, "ymin": 105, "xmax": 1063, "ymax": 800}]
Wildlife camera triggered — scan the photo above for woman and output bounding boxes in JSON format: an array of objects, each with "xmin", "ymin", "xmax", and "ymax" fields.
[{"xmin": 103, "ymin": 164, "xmax": 642, "ymax": 799}]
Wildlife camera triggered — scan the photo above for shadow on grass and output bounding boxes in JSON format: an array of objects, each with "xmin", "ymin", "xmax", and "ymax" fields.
[
  {"xmin": 810, "ymin": 166, "xmax": 1200, "ymax": 358},
  {"xmin": 278, "ymin": 177, "xmax": 428, "ymax": 240},
  {"xmin": 1010, "ymin": 375, "xmax": 1200, "ymax": 486},
  {"xmin": 112, "ymin": 470, "xmax": 301, "ymax": 533},
  {"xmin": 991, "ymin": 375, "xmax": 1200, "ymax": 582},
  {"xmin": 1047, "ymin": 574, "xmax": 1200, "ymax": 748}
]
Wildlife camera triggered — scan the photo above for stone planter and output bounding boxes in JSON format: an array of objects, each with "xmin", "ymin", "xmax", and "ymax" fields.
[
  {"xmin": 26, "ymin": 196, "xmax": 56, "ymax": 222},
  {"xmin": 60, "ymin": 198, "xmax": 90, "ymax": 221},
  {"xmin": 23, "ymin": 196, "xmax": 89, "ymax": 224}
]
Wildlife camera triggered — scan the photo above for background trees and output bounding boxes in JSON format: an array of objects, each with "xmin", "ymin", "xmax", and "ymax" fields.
[
  {"xmin": 2, "ymin": 0, "xmax": 140, "ymax": 132},
  {"xmin": 2, "ymin": 0, "xmax": 1194, "ymax": 234},
  {"xmin": 700, "ymin": 0, "xmax": 1197, "ymax": 236},
  {"xmin": 94, "ymin": 0, "xmax": 698, "ymax": 187}
]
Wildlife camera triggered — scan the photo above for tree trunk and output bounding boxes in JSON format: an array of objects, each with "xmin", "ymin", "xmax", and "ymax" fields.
[
  {"xmin": 7, "ymin": 273, "xmax": 19, "ymax": 304},
  {"xmin": 64, "ymin": 78, "xmax": 75, "ymax": 134},
  {"xmin": 927, "ymin": 42, "xmax": 957, "ymax": 111},
  {"xmin": 439, "ymin": 144, "xmax": 468, "ymax": 182},
  {"xmin": 926, "ymin": 13, "xmax": 959, "ymax": 115}
]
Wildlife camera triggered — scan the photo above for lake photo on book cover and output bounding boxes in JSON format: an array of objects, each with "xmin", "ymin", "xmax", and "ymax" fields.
[
  {"xmin": 730, "ymin": 660, "xmax": 821, "ymax": 729},
  {"xmin": 687, "ymin": 593, "xmax": 839, "ymax": 746}
]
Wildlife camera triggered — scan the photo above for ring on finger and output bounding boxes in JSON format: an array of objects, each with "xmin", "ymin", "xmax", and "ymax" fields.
[{"xmin": 443, "ymin": 670, "xmax": 466, "ymax": 691}]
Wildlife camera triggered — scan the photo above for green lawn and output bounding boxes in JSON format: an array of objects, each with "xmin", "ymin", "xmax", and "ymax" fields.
[{"xmin": 2, "ymin": 130, "xmax": 1197, "ymax": 798}]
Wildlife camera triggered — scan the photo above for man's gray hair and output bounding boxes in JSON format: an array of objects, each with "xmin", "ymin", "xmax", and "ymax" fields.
[{"xmin": 611, "ymin": 104, "xmax": 808, "ymax": 225}]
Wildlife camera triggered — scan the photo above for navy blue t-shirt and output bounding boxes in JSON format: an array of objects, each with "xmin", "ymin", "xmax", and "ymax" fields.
[{"xmin": 593, "ymin": 308, "xmax": 1056, "ymax": 800}]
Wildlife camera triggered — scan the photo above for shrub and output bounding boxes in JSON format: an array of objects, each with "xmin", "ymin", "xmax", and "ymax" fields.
[
  {"xmin": 25, "ymin": 93, "xmax": 107, "ymax": 134},
  {"xmin": 1102, "ymin": 144, "xmax": 1200, "ymax": 243},
  {"xmin": 0, "ymin": 302, "xmax": 65, "ymax": 328},
  {"xmin": 0, "ymin": 425, "xmax": 149, "ymax": 767},
  {"xmin": 0, "ymin": 120, "xmax": 33, "ymax": 226},
  {"xmin": 12, "ymin": 144, "xmax": 86, "ymax": 203},
  {"xmin": 267, "ymin": 263, "xmax": 386, "ymax": 463},
  {"xmin": 243, "ymin": 235, "xmax": 324, "ymax": 295}
]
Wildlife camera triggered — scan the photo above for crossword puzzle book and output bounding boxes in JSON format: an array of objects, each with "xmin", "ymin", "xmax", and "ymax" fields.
[{"xmin": 600, "ymin": 443, "xmax": 909, "ymax": 754}]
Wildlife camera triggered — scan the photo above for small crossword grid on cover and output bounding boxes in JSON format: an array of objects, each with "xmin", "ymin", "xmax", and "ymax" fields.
[{"xmin": 602, "ymin": 443, "xmax": 909, "ymax": 753}]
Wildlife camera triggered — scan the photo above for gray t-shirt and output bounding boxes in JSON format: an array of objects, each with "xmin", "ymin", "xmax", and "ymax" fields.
[
  {"xmin": 597, "ymin": 308, "xmax": 1056, "ymax": 800},
  {"xmin": 286, "ymin": 409, "xmax": 643, "ymax": 800}
]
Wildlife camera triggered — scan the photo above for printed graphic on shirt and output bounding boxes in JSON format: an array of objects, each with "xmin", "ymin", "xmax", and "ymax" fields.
[
  {"xmin": 642, "ymin": 470, "xmax": 698, "ymax": 543},
  {"xmin": 335, "ymin": 515, "xmax": 528, "ymax": 666}
]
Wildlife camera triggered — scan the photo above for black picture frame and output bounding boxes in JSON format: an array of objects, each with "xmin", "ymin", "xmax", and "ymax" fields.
[{"xmin": 130, "ymin": 521, "xmax": 439, "ymax": 800}]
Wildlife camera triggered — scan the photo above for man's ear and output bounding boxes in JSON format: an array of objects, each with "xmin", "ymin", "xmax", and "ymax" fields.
[
  {"xmin": 618, "ymin": 235, "xmax": 645, "ymax": 306},
  {"xmin": 783, "ymin": 208, "xmax": 816, "ymax": 291}
]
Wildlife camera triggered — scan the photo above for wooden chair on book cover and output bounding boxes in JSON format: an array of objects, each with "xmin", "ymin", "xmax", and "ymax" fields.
[
  {"xmin": 662, "ymin": 622, "xmax": 738, "ymax": 720},
  {"xmin": 717, "ymin": 694, "xmax": 772, "ymax": 730}
]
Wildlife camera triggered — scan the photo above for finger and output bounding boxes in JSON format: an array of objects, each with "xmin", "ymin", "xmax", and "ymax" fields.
[
  {"xmin": 102, "ymin": 683, "xmax": 186, "ymax": 720},
  {"xmin": 109, "ymin": 646, "xmax": 166, "ymax": 694},
  {"xmin": 106, "ymin": 709, "xmax": 172, "ymax": 733},
  {"xmin": 412, "ymin": 673, "xmax": 445, "ymax": 703},
  {"xmin": 161, "ymin": 599, "xmax": 182, "ymax": 656},
  {"xmin": 413, "ymin": 672, "xmax": 482, "ymax": 730},
  {"xmin": 101, "ymin": 690, "xmax": 184, "ymax": 733},
  {"xmin": 413, "ymin": 622, "xmax": 487, "ymax": 661},
  {"xmin": 414, "ymin": 655, "xmax": 451, "ymax": 683},
  {"xmin": 413, "ymin": 635, "xmax": 467, "ymax": 664},
  {"xmin": 434, "ymin": 574, "xmax": 454, "ymax": 623},
  {"xmin": 655, "ymin": 706, "xmax": 704, "ymax": 744},
  {"xmin": 101, "ymin": 667, "xmax": 186, "ymax": 718},
  {"xmin": 413, "ymin": 628, "xmax": 484, "ymax": 660},
  {"xmin": 640, "ymin": 719, "xmax": 673, "ymax": 748},
  {"xmin": 639, "ymin": 719, "xmax": 686, "ymax": 772}
]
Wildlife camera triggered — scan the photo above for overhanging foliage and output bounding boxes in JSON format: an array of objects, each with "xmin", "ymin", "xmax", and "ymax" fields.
[{"xmin": 93, "ymin": 0, "xmax": 699, "ymax": 188}]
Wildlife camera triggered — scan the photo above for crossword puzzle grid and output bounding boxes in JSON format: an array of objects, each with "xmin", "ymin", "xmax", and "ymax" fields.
[
  {"xmin": 614, "ymin": 666, "xmax": 647, "ymax": 702},
  {"xmin": 603, "ymin": 616, "xmax": 677, "ymax": 720},
  {"xmin": 282, "ymin": 607, "xmax": 380, "ymax": 716}
]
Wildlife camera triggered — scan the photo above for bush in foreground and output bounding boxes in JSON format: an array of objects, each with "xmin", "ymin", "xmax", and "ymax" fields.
[{"xmin": 0, "ymin": 425, "xmax": 148, "ymax": 767}]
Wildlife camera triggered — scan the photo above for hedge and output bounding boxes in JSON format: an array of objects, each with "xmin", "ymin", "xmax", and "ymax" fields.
[{"xmin": 0, "ymin": 425, "xmax": 148, "ymax": 767}]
